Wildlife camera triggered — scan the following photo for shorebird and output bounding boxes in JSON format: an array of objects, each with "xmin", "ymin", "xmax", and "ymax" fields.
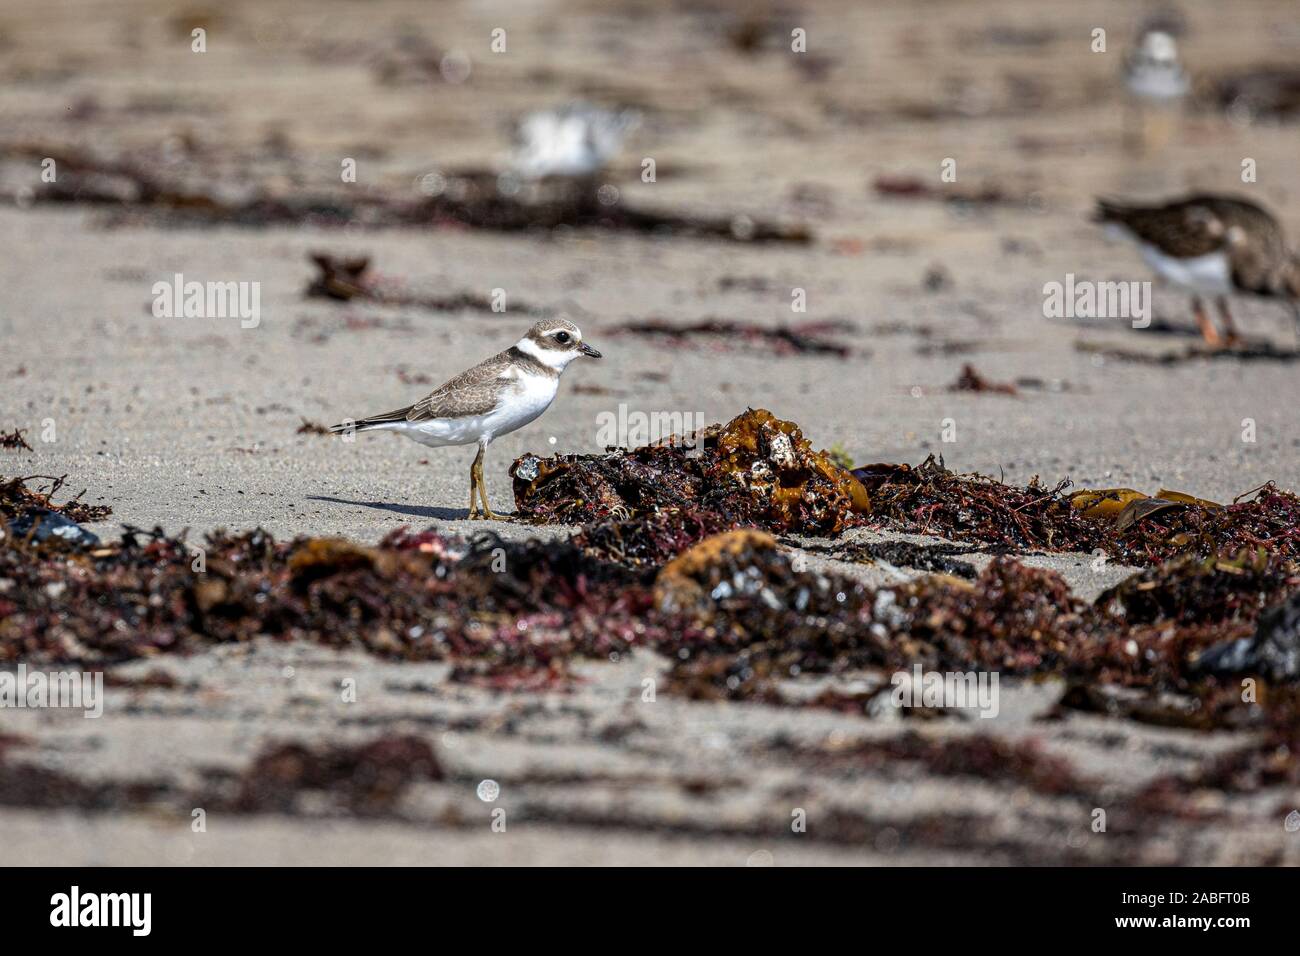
[
  {"xmin": 1122, "ymin": 26, "xmax": 1188, "ymax": 152},
  {"xmin": 330, "ymin": 318, "xmax": 601, "ymax": 519},
  {"xmin": 1095, "ymin": 194, "xmax": 1300, "ymax": 346},
  {"xmin": 510, "ymin": 104, "xmax": 639, "ymax": 179},
  {"xmin": 1124, "ymin": 28, "xmax": 1189, "ymax": 103}
]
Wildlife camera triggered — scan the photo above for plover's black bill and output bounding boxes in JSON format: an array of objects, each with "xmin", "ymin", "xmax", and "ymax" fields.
[{"xmin": 579, "ymin": 342, "xmax": 602, "ymax": 357}]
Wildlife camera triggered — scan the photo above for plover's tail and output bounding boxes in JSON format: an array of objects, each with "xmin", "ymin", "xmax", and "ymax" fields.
[{"xmin": 329, "ymin": 409, "xmax": 408, "ymax": 434}]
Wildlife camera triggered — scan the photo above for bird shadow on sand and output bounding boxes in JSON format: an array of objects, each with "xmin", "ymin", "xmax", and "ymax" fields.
[{"xmin": 307, "ymin": 495, "xmax": 466, "ymax": 522}]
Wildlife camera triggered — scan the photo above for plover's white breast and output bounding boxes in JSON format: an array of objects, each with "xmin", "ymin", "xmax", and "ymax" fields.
[
  {"xmin": 398, "ymin": 370, "xmax": 558, "ymax": 448},
  {"xmin": 1126, "ymin": 64, "xmax": 1188, "ymax": 101}
]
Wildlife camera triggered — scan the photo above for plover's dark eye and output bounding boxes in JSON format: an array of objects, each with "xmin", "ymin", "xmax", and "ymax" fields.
[{"xmin": 555, "ymin": 331, "xmax": 571, "ymax": 344}]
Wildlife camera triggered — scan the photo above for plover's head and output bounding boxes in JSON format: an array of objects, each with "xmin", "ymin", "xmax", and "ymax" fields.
[{"xmin": 515, "ymin": 318, "xmax": 601, "ymax": 370}]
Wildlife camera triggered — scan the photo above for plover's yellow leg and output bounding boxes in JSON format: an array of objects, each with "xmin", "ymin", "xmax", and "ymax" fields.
[
  {"xmin": 467, "ymin": 451, "xmax": 484, "ymax": 519},
  {"xmin": 469, "ymin": 444, "xmax": 507, "ymax": 521},
  {"xmin": 470, "ymin": 468, "xmax": 486, "ymax": 520}
]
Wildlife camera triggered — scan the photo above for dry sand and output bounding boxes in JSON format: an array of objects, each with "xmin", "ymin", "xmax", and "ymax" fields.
[{"xmin": 1, "ymin": 0, "xmax": 1299, "ymax": 864}]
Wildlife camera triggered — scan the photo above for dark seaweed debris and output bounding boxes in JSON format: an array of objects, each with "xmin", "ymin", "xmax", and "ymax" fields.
[
  {"xmin": 510, "ymin": 408, "xmax": 870, "ymax": 535},
  {"xmin": 0, "ymin": 474, "xmax": 112, "ymax": 525},
  {"xmin": 854, "ymin": 457, "xmax": 1105, "ymax": 554},
  {"xmin": 857, "ymin": 459, "xmax": 1300, "ymax": 565},
  {"xmin": 872, "ymin": 174, "xmax": 1033, "ymax": 207},
  {"xmin": 233, "ymin": 736, "xmax": 441, "ymax": 815},
  {"xmin": 507, "ymin": 413, "xmax": 1300, "ymax": 565},
  {"xmin": 611, "ymin": 319, "xmax": 855, "ymax": 357},
  {"xmin": 305, "ymin": 253, "xmax": 546, "ymax": 316},
  {"xmin": 1194, "ymin": 590, "xmax": 1300, "ymax": 683},
  {"xmin": 947, "ymin": 363, "xmax": 1018, "ymax": 395},
  {"xmin": 782, "ymin": 732, "xmax": 1093, "ymax": 799},
  {"xmin": 1075, "ymin": 339, "xmax": 1300, "ymax": 365},
  {"xmin": 1214, "ymin": 67, "xmax": 1300, "ymax": 122},
  {"xmin": 0, "ymin": 429, "xmax": 31, "ymax": 451},
  {"xmin": 2, "ymin": 487, "xmax": 1298, "ymax": 737},
  {"xmin": 0, "ymin": 733, "xmax": 441, "ymax": 817},
  {"xmin": 296, "ymin": 418, "xmax": 332, "ymax": 436},
  {"xmin": 3, "ymin": 144, "xmax": 810, "ymax": 243}
]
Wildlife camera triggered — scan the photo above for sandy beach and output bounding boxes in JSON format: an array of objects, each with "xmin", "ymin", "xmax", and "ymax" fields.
[{"xmin": 2, "ymin": 0, "xmax": 1299, "ymax": 865}]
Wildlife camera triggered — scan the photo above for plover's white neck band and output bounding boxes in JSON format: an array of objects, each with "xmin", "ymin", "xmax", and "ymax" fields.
[{"xmin": 514, "ymin": 335, "xmax": 571, "ymax": 371}]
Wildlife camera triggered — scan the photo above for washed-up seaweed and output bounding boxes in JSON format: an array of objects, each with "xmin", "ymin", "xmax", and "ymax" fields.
[
  {"xmin": 1075, "ymin": 339, "xmax": 1300, "ymax": 365},
  {"xmin": 1193, "ymin": 590, "xmax": 1300, "ymax": 683},
  {"xmin": 1, "ymin": 144, "xmax": 810, "ymax": 243},
  {"xmin": 3, "ymin": 484, "xmax": 1298, "ymax": 741},
  {"xmin": 1100, "ymin": 484, "xmax": 1300, "ymax": 565},
  {"xmin": 857, "ymin": 459, "xmax": 1300, "ymax": 565},
  {"xmin": 0, "ymin": 430, "xmax": 31, "ymax": 451},
  {"xmin": 0, "ymin": 733, "xmax": 440, "ymax": 817},
  {"xmin": 511, "ymin": 408, "xmax": 870, "ymax": 535},
  {"xmin": 0, "ymin": 474, "xmax": 112, "ymax": 525},
  {"xmin": 296, "ymin": 418, "xmax": 332, "ymax": 436},
  {"xmin": 506, "ymin": 411, "xmax": 1300, "ymax": 565},
  {"xmin": 232, "ymin": 736, "xmax": 442, "ymax": 815},
  {"xmin": 572, "ymin": 508, "xmax": 735, "ymax": 570},
  {"xmin": 1095, "ymin": 549, "xmax": 1294, "ymax": 627},
  {"xmin": 1214, "ymin": 67, "xmax": 1300, "ymax": 121},
  {"xmin": 305, "ymin": 253, "xmax": 546, "ymax": 315},
  {"xmin": 776, "ymin": 732, "xmax": 1093, "ymax": 800},
  {"xmin": 947, "ymin": 363, "xmax": 1018, "ymax": 395},
  {"xmin": 610, "ymin": 319, "xmax": 855, "ymax": 357},
  {"xmin": 872, "ymin": 174, "xmax": 1034, "ymax": 207},
  {"xmin": 853, "ymin": 457, "xmax": 1106, "ymax": 553}
]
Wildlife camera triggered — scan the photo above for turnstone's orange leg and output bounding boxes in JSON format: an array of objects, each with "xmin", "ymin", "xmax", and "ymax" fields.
[
  {"xmin": 1192, "ymin": 296, "xmax": 1222, "ymax": 348},
  {"xmin": 1216, "ymin": 296, "xmax": 1242, "ymax": 347}
]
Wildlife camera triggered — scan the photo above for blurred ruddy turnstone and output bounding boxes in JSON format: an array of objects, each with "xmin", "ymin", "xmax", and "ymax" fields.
[
  {"xmin": 1095, "ymin": 194, "xmax": 1300, "ymax": 346},
  {"xmin": 331, "ymin": 318, "xmax": 601, "ymax": 519}
]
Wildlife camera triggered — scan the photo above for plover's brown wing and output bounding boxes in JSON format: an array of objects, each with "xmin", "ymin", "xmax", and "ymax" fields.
[
  {"xmin": 334, "ymin": 352, "xmax": 515, "ymax": 431},
  {"xmin": 405, "ymin": 353, "xmax": 517, "ymax": 422}
]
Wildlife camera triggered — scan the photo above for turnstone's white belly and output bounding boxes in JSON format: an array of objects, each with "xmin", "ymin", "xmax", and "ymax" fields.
[{"xmin": 1137, "ymin": 244, "xmax": 1233, "ymax": 294}]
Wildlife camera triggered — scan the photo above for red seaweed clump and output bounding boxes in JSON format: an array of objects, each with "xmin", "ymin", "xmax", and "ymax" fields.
[
  {"xmin": 511, "ymin": 408, "xmax": 870, "ymax": 535},
  {"xmin": 854, "ymin": 456, "xmax": 1105, "ymax": 553},
  {"xmin": 234, "ymin": 736, "xmax": 442, "ymax": 815}
]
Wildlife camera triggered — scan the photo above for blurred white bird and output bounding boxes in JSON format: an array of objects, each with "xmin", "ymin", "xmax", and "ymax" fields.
[
  {"xmin": 509, "ymin": 104, "xmax": 640, "ymax": 179},
  {"xmin": 1122, "ymin": 27, "xmax": 1188, "ymax": 153},
  {"xmin": 1124, "ymin": 29, "xmax": 1189, "ymax": 103}
]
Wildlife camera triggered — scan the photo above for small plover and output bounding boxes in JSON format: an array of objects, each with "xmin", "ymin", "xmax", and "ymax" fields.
[
  {"xmin": 510, "ymin": 104, "xmax": 639, "ymax": 179},
  {"xmin": 330, "ymin": 318, "xmax": 601, "ymax": 519},
  {"xmin": 1122, "ymin": 27, "xmax": 1188, "ymax": 153},
  {"xmin": 1095, "ymin": 194, "xmax": 1300, "ymax": 346},
  {"xmin": 1123, "ymin": 28, "xmax": 1189, "ymax": 103}
]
